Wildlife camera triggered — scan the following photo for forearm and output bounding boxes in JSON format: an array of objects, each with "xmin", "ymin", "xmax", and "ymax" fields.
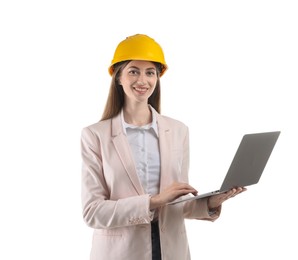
[
  {"xmin": 83, "ymin": 194, "xmax": 154, "ymax": 229},
  {"xmin": 183, "ymin": 197, "xmax": 221, "ymax": 220}
]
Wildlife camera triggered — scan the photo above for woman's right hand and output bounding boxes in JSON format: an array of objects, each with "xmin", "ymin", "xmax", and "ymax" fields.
[{"xmin": 150, "ymin": 182, "xmax": 197, "ymax": 210}]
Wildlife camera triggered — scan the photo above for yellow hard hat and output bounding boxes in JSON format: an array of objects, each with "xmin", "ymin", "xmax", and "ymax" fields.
[{"xmin": 108, "ymin": 34, "xmax": 168, "ymax": 77}]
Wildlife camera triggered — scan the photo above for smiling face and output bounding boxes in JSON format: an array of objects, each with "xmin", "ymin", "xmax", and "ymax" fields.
[{"xmin": 119, "ymin": 60, "xmax": 158, "ymax": 106}]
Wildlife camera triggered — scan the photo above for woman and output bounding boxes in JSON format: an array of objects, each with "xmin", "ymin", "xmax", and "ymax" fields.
[{"xmin": 81, "ymin": 34, "xmax": 245, "ymax": 260}]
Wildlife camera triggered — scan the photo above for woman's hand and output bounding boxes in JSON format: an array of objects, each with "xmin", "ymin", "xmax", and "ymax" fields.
[
  {"xmin": 207, "ymin": 187, "xmax": 247, "ymax": 210},
  {"xmin": 150, "ymin": 182, "xmax": 198, "ymax": 210}
]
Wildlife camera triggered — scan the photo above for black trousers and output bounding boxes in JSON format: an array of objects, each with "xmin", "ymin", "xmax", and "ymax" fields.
[{"xmin": 151, "ymin": 221, "xmax": 162, "ymax": 260}]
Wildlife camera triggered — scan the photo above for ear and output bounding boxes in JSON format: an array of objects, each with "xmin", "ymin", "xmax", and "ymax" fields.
[{"xmin": 116, "ymin": 75, "xmax": 121, "ymax": 86}]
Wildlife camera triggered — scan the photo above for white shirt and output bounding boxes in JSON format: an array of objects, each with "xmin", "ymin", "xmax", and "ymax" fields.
[{"xmin": 121, "ymin": 108, "xmax": 161, "ymax": 196}]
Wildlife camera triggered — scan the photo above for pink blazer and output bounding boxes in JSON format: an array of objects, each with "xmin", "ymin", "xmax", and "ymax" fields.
[{"xmin": 81, "ymin": 107, "xmax": 220, "ymax": 260}]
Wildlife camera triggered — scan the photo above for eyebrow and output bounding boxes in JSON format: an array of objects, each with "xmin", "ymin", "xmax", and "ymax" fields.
[{"xmin": 127, "ymin": 66, "xmax": 156, "ymax": 71}]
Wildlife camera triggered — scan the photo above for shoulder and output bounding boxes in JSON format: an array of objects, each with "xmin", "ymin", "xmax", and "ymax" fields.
[
  {"xmin": 161, "ymin": 114, "xmax": 187, "ymax": 128},
  {"xmin": 151, "ymin": 106, "xmax": 188, "ymax": 131},
  {"xmin": 157, "ymin": 113, "xmax": 188, "ymax": 131},
  {"xmin": 157, "ymin": 114, "xmax": 189, "ymax": 147},
  {"xmin": 157, "ymin": 113, "xmax": 189, "ymax": 141},
  {"xmin": 81, "ymin": 119, "xmax": 112, "ymax": 138}
]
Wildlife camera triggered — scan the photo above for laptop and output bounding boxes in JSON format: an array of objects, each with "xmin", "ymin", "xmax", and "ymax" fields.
[{"xmin": 168, "ymin": 131, "xmax": 281, "ymax": 205}]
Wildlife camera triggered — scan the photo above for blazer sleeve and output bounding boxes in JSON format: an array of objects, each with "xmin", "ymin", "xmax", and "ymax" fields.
[{"xmin": 81, "ymin": 127, "xmax": 154, "ymax": 229}]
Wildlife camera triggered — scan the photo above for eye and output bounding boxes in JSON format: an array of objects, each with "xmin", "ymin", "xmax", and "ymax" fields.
[
  {"xmin": 146, "ymin": 70, "xmax": 156, "ymax": 76},
  {"xmin": 128, "ymin": 69, "xmax": 139, "ymax": 75}
]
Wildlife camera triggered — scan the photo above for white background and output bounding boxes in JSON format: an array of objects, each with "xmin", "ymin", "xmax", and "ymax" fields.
[{"xmin": 0, "ymin": 0, "xmax": 297, "ymax": 259}]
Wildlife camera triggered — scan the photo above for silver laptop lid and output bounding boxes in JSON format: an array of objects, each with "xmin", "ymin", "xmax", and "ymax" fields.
[{"xmin": 219, "ymin": 131, "xmax": 281, "ymax": 192}]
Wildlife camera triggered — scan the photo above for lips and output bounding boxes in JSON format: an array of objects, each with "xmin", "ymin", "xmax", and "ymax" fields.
[{"xmin": 134, "ymin": 87, "xmax": 148, "ymax": 94}]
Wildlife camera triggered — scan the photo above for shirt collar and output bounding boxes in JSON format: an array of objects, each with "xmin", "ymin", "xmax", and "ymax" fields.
[{"xmin": 121, "ymin": 106, "xmax": 159, "ymax": 137}]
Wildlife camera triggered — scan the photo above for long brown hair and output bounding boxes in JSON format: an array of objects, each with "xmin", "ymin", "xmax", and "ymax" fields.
[{"xmin": 100, "ymin": 61, "xmax": 162, "ymax": 121}]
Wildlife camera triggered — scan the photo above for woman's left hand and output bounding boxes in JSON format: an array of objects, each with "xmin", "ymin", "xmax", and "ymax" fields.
[{"xmin": 207, "ymin": 187, "xmax": 247, "ymax": 210}]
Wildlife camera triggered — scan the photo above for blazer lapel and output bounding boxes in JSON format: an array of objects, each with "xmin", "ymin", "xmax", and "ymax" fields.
[
  {"xmin": 111, "ymin": 113, "xmax": 144, "ymax": 195},
  {"xmin": 155, "ymin": 111, "xmax": 173, "ymax": 191}
]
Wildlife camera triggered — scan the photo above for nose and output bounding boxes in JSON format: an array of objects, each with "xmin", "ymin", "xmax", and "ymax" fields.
[
  {"xmin": 136, "ymin": 73, "xmax": 146, "ymax": 85},
  {"xmin": 136, "ymin": 80, "xmax": 145, "ymax": 86}
]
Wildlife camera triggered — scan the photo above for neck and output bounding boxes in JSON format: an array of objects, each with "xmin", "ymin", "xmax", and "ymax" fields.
[{"xmin": 123, "ymin": 103, "xmax": 152, "ymax": 126}]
